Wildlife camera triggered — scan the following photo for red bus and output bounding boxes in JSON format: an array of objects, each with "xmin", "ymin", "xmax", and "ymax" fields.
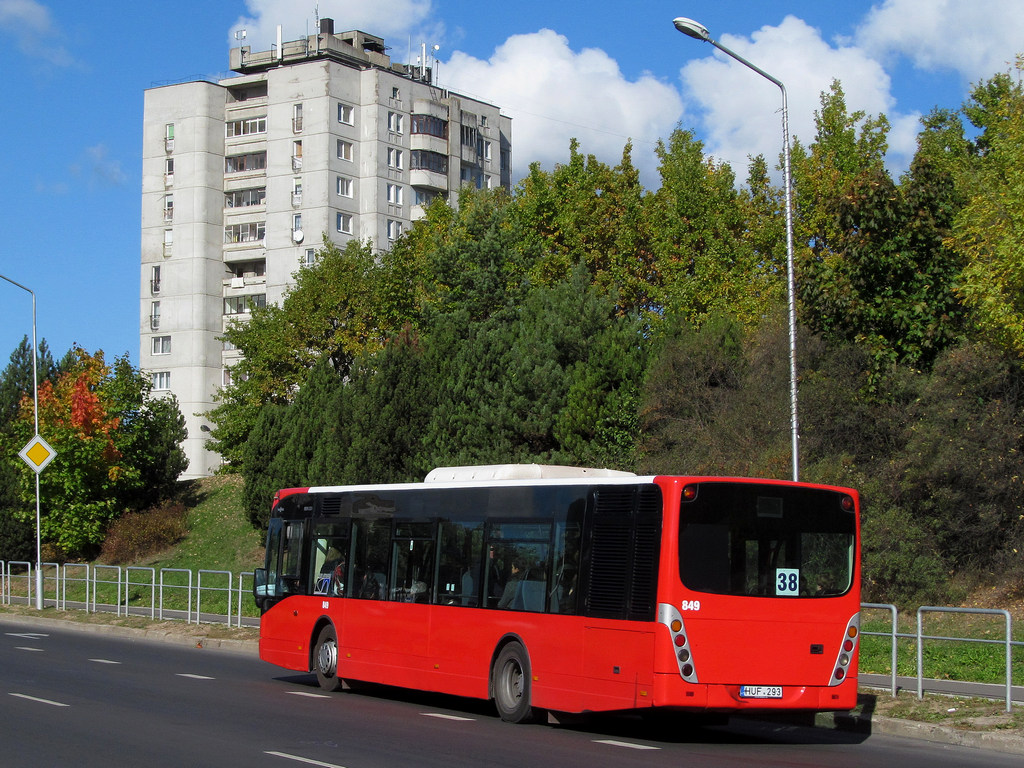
[{"xmin": 254, "ymin": 465, "xmax": 861, "ymax": 723}]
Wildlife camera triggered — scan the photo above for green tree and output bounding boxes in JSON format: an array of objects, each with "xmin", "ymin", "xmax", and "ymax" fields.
[
  {"xmin": 345, "ymin": 326, "xmax": 435, "ymax": 483},
  {"xmin": 647, "ymin": 128, "xmax": 770, "ymax": 329},
  {"xmin": 949, "ymin": 62, "xmax": 1024, "ymax": 355},
  {"xmin": 210, "ymin": 239, "xmax": 390, "ymax": 468}
]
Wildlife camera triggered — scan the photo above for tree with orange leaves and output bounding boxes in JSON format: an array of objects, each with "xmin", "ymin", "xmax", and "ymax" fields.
[{"xmin": 4, "ymin": 346, "xmax": 186, "ymax": 558}]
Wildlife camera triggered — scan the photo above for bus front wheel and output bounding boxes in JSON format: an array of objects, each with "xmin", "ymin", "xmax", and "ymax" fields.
[
  {"xmin": 314, "ymin": 624, "xmax": 343, "ymax": 692},
  {"xmin": 492, "ymin": 641, "xmax": 536, "ymax": 723}
]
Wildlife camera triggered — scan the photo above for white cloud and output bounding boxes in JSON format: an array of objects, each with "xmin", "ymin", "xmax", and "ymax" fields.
[
  {"xmin": 442, "ymin": 29, "xmax": 684, "ymax": 187},
  {"xmin": 0, "ymin": 0, "xmax": 73, "ymax": 65},
  {"xmin": 681, "ymin": 15, "xmax": 920, "ymax": 178},
  {"xmin": 231, "ymin": 0, "xmax": 436, "ymax": 50},
  {"xmin": 856, "ymin": 0, "xmax": 1024, "ymax": 82}
]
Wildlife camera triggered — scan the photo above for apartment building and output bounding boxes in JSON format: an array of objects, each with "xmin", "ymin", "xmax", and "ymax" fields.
[{"xmin": 140, "ymin": 21, "xmax": 512, "ymax": 478}]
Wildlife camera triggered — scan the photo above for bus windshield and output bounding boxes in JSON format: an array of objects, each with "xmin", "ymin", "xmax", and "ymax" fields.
[{"xmin": 678, "ymin": 482, "xmax": 855, "ymax": 598}]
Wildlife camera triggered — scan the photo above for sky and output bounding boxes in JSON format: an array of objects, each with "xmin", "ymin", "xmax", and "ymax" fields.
[{"xmin": 1, "ymin": 0, "xmax": 1022, "ymax": 369}]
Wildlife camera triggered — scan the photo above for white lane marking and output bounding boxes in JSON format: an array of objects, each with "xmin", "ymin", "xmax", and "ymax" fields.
[
  {"xmin": 265, "ymin": 751, "xmax": 347, "ymax": 767},
  {"xmin": 5, "ymin": 632, "xmax": 48, "ymax": 639},
  {"xmin": 15, "ymin": 647, "xmax": 43, "ymax": 652},
  {"xmin": 176, "ymin": 673, "xmax": 215, "ymax": 680},
  {"xmin": 89, "ymin": 658, "xmax": 121, "ymax": 664},
  {"xmin": 594, "ymin": 739, "xmax": 661, "ymax": 751},
  {"xmin": 287, "ymin": 691, "xmax": 331, "ymax": 699},
  {"xmin": 9, "ymin": 693, "xmax": 69, "ymax": 707},
  {"xmin": 421, "ymin": 712, "xmax": 475, "ymax": 721}
]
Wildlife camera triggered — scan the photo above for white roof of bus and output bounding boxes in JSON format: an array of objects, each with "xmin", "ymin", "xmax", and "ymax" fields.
[
  {"xmin": 424, "ymin": 464, "xmax": 635, "ymax": 482},
  {"xmin": 304, "ymin": 464, "xmax": 649, "ymax": 494}
]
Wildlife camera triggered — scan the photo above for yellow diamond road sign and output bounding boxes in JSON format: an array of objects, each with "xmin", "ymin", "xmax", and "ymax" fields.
[{"xmin": 19, "ymin": 434, "xmax": 56, "ymax": 473}]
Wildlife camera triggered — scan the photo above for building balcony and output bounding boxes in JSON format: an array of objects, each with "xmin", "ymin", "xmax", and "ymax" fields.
[{"xmin": 410, "ymin": 168, "xmax": 448, "ymax": 191}]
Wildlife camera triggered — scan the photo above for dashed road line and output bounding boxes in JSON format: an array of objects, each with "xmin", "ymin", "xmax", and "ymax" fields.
[
  {"xmin": 421, "ymin": 712, "xmax": 475, "ymax": 721},
  {"xmin": 287, "ymin": 691, "xmax": 331, "ymax": 699},
  {"xmin": 9, "ymin": 692, "xmax": 69, "ymax": 707},
  {"xmin": 265, "ymin": 751, "xmax": 347, "ymax": 767},
  {"xmin": 176, "ymin": 673, "xmax": 215, "ymax": 680},
  {"xmin": 594, "ymin": 739, "xmax": 661, "ymax": 750},
  {"xmin": 89, "ymin": 658, "xmax": 122, "ymax": 664}
]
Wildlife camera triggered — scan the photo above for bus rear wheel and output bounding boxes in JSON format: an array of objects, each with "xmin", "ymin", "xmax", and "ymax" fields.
[
  {"xmin": 492, "ymin": 641, "xmax": 536, "ymax": 723},
  {"xmin": 314, "ymin": 624, "xmax": 343, "ymax": 692}
]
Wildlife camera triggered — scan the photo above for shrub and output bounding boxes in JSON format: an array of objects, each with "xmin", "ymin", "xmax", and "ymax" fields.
[
  {"xmin": 99, "ymin": 501, "xmax": 188, "ymax": 564},
  {"xmin": 0, "ymin": 506, "xmax": 34, "ymax": 563}
]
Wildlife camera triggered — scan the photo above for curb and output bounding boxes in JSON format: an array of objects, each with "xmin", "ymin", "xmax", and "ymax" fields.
[
  {"xmin": 0, "ymin": 611, "xmax": 259, "ymax": 655},
  {"xmin": 814, "ymin": 710, "xmax": 1024, "ymax": 756}
]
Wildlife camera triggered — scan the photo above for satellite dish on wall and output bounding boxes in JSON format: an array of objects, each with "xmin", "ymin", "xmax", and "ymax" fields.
[{"xmin": 292, "ymin": 229, "xmax": 304, "ymax": 243}]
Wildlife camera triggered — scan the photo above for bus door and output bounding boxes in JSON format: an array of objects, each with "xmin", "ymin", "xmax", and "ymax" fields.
[{"xmin": 254, "ymin": 516, "xmax": 306, "ymax": 612}]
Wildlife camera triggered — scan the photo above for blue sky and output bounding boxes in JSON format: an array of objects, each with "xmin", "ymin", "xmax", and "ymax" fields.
[{"xmin": 1, "ymin": 0, "xmax": 1021, "ymax": 369}]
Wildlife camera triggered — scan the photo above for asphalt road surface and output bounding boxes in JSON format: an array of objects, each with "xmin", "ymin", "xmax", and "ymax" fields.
[{"xmin": 1, "ymin": 618, "xmax": 1019, "ymax": 768}]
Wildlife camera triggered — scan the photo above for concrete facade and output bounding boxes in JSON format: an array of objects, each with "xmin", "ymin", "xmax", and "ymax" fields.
[{"xmin": 140, "ymin": 24, "xmax": 511, "ymax": 478}]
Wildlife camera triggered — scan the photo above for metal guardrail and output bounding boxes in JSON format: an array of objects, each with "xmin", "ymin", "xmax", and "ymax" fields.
[
  {"xmin": 1, "ymin": 560, "xmax": 260, "ymax": 627},
  {"xmin": 860, "ymin": 602, "xmax": 1021, "ymax": 712}
]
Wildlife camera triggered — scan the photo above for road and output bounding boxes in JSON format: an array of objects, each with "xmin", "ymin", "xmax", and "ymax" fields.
[{"xmin": 0, "ymin": 618, "xmax": 1019, "ymax": 768}]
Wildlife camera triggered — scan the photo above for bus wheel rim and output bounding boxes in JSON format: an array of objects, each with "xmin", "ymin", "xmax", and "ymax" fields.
[{"xmin": 318, "ymin": 637, "xmax": 337, "ymax": 677}]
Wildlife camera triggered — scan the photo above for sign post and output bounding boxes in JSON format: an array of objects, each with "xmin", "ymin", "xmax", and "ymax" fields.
[{"xmin": 18, "ymin": 435, "xmax": 55, "ymax": 609}]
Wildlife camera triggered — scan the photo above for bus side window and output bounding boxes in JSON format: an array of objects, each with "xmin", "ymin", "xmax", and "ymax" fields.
[
  {"xmin": 550, "ymin": 522, "xmax": 580, "ymax": 614},
  {"xmin": 391, "ymin": 522, "xmax": 434, "ymax": 603},
  {"xmin": 352, "ymin": 518, "xmax": 390, "ymax": 600},
  {"xmin": 438, "ymin": 520, "xmax": 483, "ymax": 606}
]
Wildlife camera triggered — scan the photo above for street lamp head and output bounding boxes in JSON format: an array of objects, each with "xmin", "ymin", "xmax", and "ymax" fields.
[{"xmin": 673, "ymin": 17, "xmax": 710, "ymax": 42}]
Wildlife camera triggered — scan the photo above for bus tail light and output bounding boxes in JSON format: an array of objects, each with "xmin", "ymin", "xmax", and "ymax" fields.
[
  {"xmin": 829, "ymin": 613, "xmax": 860, "ymax": 686},
  {"xmin": 658, "ymin": 603, "xmax": 698, "ymax": 683}
]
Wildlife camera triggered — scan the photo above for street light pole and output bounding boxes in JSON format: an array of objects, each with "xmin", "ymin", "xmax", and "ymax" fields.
[
  {"xmin": 1, "ymin": 273, "xmax": 44, "ymax": 608},
  {"xmin": 673, "ymin": 17, "xmax": 800, "ymax": 482}
]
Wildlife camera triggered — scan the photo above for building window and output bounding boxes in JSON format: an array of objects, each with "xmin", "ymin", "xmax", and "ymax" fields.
[
  {"xmin": 224, "ymin": 294, "xmax": 266, "ymax": 315},
  {"xmin": 387, "ymin": 183, "xmax": 403, "ymax": 205},
  {"xmin": 292, "ymin": 177, "xmax": 302, "ymax": 206},
  {"xmin": 225, "ymin": 116, "xmax": 267, "ymax": 137},
  {"xmin": 228, "ymin": 260, "xmax": 265, "ymax": 279},
  {"xmin": 292, "ymin": 140, "xmax": 302, "ymax": 171},
  {"xmin": 163, "ymin": 194, "xmax": 173, "ymax": 221},
  {"xmin": 292, "ymin": 213, "xmax": 302, "ymax": 232},
  {"xmin": 411, "ymin": 114, "xmax": 448, "ymax": 138},
  {"xmin": 337, "ymin": 139, "xmax": 353, "ymax": 162},
  {"xmin": 387, "ymin": 147, "xmax": 403, "ymax": 169},
  {"xmin": 150, "ymin": 301, "xmax": 161, "ymax": 330},
  {"xmin": 338, "ymin": 103, "xmax": 354, "ymax": 125},
  {"xmin": 163, "ymin": 229, "xmax": 173, "ymax": 256},
  {"xmin": 387, "ymin": 111, "xmax": 404, "ymax": 133},
  {"xmin": 150, "ymin": 265, "xmax": 161, "ymax": 295},
  {"xmin": 387, "ymin": 220, "xmax": 403, "ymax": 240},
  {"xmin": 152, "ymin": 335, "xmax": 171, "ymax": 355},
  {"xmin": 410, "ymin": 149, "xmax": 447, "ymax": 174},
  {"xmin": 484, "ymin": 141, "xmax": 492, "ymax": 162},
  {"xmin": 152, "ymin": 371, "xmax": 171, "ymax": 390},
  {"xmin": 164, "ymin": 123, "xmax": 174, "ymax": 151},
  {"xmin": 302, "ymin": 248, "xmax": 316, "ymax": 266},
  {"xmin": 292, "ymin": 103, "xmax": 303, "ymax": 133},
  {"xmin": 225, "ymin": 187, "xmax": 266, "ymax": 208},
  {"xmin": 337, "ymin": 213, "xmax": 353, "ymax": 234},
  {"xmin": 164, "ymin": 158, "xmax": 174, "ymax": 185},
  {"xmin": 225, "ymin": 152, "xmax": 267, "ymax": 173},
  {"xmin": 337, "ymin": 176, "xmax": 353, "ymax": 197},
  {"xmin": 415, "ymin": 189, "xmax": 439, "ymax": 207},
  {"xmin": 224, "ymin": 221, "xmax": 265, "ymax": 244}
]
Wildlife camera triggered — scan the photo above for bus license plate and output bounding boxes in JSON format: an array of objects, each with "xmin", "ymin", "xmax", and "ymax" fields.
[{"xmin": 740, "ymin": 685, "xmax": 782, "ymax": 699}]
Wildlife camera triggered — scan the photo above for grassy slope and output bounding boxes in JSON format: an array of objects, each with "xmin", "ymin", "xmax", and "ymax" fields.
[{"xmin": 143, "ymin": 475, "xmax": 265, "ymax": 575}]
